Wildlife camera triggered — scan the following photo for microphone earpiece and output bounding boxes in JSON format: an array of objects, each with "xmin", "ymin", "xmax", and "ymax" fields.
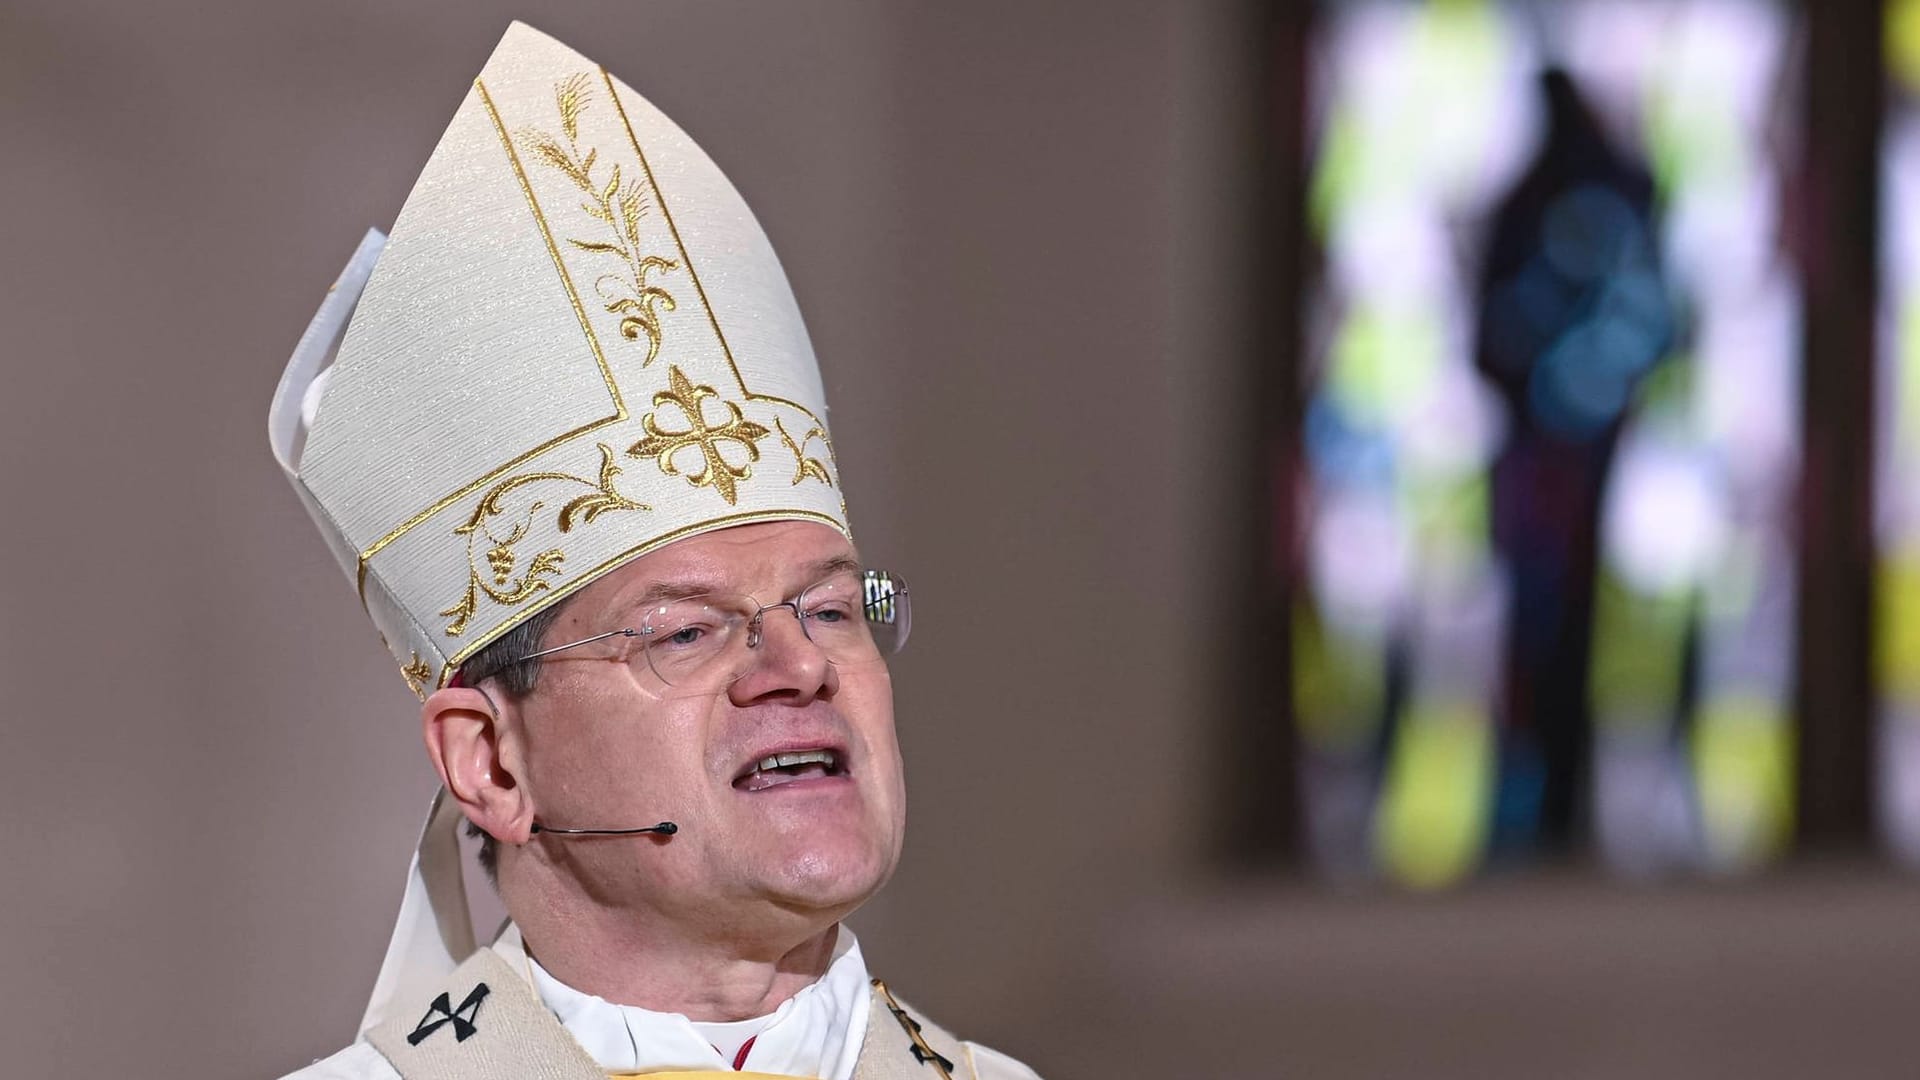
[{"xmin": 530, "ymin": 820, "xmax": 679, "ymax": 837}]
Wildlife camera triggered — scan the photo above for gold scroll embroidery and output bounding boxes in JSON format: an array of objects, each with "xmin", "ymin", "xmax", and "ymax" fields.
[
  {"xmin": 440, "ymin": 444, "xmax": 650, "ymax": 636},
  {"xmin": 518, "ymin": 74, "xmax": 679, "ymax": 365},
  {"xmin": 772, "ymin": 416, "xmax": 833, "ymax": 487},
  {"xmin": 629, "ymin": 365, "xmax": 769, "ymax": 505},
  {"xmin": 401, "ymin": 653, "xmax": 435, "ymax": 701}
]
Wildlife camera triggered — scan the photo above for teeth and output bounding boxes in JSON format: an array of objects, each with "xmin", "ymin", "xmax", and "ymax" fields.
[{"xmin": 755, "ymin": 750, "xmax": 836, "ymax": 772}]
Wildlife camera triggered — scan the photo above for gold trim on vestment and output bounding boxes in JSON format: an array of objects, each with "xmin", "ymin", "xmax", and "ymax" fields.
[{"xmin": 873, "ymin": 979, "xmax": 956, "ymax": 1080}]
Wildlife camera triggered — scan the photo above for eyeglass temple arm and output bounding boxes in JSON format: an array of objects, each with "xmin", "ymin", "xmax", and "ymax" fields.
[{"xmin": 516, "ymin": 627, "xmax": 640, "ymax": 663}]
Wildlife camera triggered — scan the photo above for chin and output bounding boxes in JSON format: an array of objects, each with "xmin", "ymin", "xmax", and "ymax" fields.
[{"xmin": 763, "ymin": 836, "xmax": 898, "ymax": 915}]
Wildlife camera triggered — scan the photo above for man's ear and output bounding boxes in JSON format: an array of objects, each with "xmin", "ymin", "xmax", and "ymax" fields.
[{"xmin": 422, "ymin": 686, "xmax": 534, "ymax": 847}]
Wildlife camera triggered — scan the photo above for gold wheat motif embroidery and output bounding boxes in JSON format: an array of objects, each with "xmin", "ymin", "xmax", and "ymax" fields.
[
  {"xmin": 629, "ymin": 365, "xmax": 769, "ymax": 505},
  {"xmin": 772, "ymin": 416, "xmax": 833, "ymax": 487},
  {"xmin": 518, "ymin": 73, "xmax": 679, "ymax": 365},
  {"xmin": 440, "ymin": 444, "xmax": 650, "ymax": 636}
]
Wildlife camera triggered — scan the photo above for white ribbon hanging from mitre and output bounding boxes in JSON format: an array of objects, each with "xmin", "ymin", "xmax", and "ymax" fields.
[
  {"xmin": 359, "ymin": 788, "xmax": 475, "ymax": 1034},
  {"xmin": 268, "ymin": 21, "xmax": 854, "ymax": 1036}
]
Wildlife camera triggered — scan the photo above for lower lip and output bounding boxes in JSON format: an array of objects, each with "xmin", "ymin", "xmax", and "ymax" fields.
[{"xmin": 734, "ymin": 772, "xmax": 853, "ymax": 794}]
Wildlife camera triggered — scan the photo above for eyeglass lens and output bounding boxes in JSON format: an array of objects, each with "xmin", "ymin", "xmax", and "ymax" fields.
[{"xmin": 637, "ymin": 570, "xmax": 909, "ymax": 686}]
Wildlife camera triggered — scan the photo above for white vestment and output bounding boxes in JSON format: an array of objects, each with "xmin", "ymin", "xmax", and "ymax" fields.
[{"xmin": 278, "ymin": 924, "xmax": 1039, "ymax": 1080}]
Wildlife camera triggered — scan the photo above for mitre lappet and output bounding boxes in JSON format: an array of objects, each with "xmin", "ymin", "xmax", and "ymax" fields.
[{"xmin": 268, "ymin": 22, "xmax": 851, "ymax": 1035}]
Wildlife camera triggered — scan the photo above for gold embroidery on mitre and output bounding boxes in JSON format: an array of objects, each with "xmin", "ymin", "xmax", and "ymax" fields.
[
  {"xmin": 401, "ymin": 653, "xmax": 435, "ymax": 701},
  {"xmin": 628, "ymin": 365, "xmax": 770, "ymax": 505},
  {"xmin": 772, "ymin": 415, "xmax": 833, "ymax": 487},
  {"xmin": 440, "ymin": 443, "xmax": 651, "ymax": 636},
  {"xmin": 517, "ymin": 73, "xmax": 679, "ymax": 366}
]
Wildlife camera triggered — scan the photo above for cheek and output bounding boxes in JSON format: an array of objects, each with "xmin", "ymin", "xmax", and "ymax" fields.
[
  {"xmin": 847, "ymin": 676, "xmax": 905, "ymax": 812},
  {"xmin": 521, "ymin": 677, "xmax": 695, "ymax": 798}
]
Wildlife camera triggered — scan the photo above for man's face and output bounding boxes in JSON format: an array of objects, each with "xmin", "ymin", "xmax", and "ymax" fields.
[{"xmin": 508, "ymin": 520, "xmax": 906, "ymax": 928}]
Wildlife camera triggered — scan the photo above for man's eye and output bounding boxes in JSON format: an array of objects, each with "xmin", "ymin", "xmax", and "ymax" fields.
[
  {"xmin": 662, "ymin": 625, "xmax": 708, "ymax": 647},
  {"xmin": 807, "ymin": 603, "xmax": 855, "ymax": 625}
]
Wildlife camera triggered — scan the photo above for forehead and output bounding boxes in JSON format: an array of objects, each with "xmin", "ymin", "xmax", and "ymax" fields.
[{"xmin": 571, "ymin": 520, "xmax": 857, "ymax": 615}]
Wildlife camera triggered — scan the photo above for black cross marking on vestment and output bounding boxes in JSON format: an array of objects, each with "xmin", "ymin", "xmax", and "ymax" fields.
[
  {"xmin": 406, "ymin": 982, "xmax": 490, "ymax": 1046},
  {"xmin": 909, "ymin": 1033, "xmax": 958, "ymax": 1075},
  {"xmin": 873, "ymin": 979, "xmax": 956, "ymax": 1078}
]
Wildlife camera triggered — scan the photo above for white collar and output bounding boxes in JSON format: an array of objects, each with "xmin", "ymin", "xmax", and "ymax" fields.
[{"xmin": 511, "ymin": 925, "xmax": 871, "ymax": 1078}]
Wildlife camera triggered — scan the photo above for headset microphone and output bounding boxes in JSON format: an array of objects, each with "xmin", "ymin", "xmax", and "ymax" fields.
[{"xmin": 530, "ymin": 821, "xmax": 679, "ymax": 837}]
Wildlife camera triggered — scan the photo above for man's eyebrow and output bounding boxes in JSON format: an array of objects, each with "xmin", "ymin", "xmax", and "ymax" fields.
[
  {"xmin": 811, "ymin": 554, "xmax": 863, "ymax": 579},
  {"xmin": 626, "ymin": 579, "xmax": 721, "ymax": 609},
  {"xmin": 619, "ymin": 556, "xmax": 862, "ymax": 611}
]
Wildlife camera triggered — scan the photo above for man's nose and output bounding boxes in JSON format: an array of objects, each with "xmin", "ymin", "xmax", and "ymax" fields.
[{"xmin": 729, "ymin": 604, "xmax": 836, "ymax": 704}]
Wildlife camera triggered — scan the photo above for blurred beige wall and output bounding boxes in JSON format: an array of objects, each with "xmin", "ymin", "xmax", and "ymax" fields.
[{"xmin": 7, "ymin": 3, "xmax": 1920, "ymax": 1078}]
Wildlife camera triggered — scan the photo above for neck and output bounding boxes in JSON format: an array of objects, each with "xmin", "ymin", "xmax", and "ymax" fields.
[{"xmin": 503, "ymin": 871, "xmax": 841, "ymax": 1021}]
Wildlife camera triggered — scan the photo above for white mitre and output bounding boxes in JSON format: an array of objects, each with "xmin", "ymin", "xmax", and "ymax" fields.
[{"xmin": 268, "ymin": 22, "xmax": 849, "ymax": 1035}]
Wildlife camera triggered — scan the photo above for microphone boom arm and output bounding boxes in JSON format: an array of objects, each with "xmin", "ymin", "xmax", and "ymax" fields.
[{"xmin": 530, "ymin": 821, "xmax": 679, "ymax": 836}]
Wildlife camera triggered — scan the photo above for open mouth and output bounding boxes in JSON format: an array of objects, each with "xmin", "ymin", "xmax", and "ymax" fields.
[{"xmin": 733, "ymin": 749, "xmax": 847, "ymax": 792}]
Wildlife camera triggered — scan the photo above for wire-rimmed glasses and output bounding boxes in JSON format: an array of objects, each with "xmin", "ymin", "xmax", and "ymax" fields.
[{"xmin": 501, "ymin": 568, "xmax": 910, "ymax": 691}]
